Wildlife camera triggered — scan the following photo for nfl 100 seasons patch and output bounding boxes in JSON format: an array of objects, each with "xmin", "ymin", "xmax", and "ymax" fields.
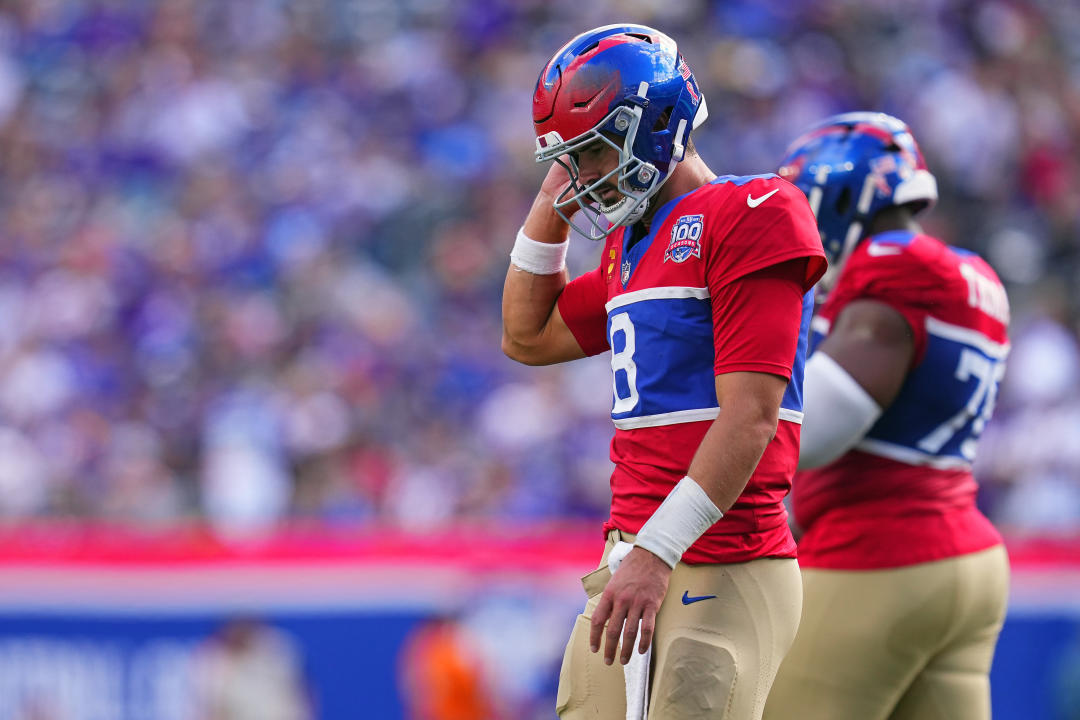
[{"xmin": 665, "ymin": 214, "xmax": 704, "ymax": 263}]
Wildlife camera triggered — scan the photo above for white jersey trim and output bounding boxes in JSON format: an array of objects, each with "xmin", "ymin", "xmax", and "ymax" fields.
[
  {"xmin": 613, "ymin": 406, "xmax": 804, "ymax": 430},
  {"xmin": 614, "ymin": 407, "xmax": 718, "ymax": 429},
  {"xmin": 855, "ymin": 437, "xmax": 973, "ymax": 470},
  {"xmin": 925, "ymin": 316, "xmax": 1010, "ymax": 359},
  {"xmin": 779, "ymin": 408, "xmax": 804, "ymax": 424},
  {"xmin": 605, "ymin": 286, "xmax": 710, "ymax": 313}
]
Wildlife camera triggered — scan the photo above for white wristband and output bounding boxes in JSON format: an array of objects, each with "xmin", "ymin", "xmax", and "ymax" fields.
[
  {"xmin": 510, "ymin": 226, "xmax": 568, "ymax": 275},
  {"xmin": 634, "ymin": 476, "xmax": 723, "ymax": 569}
]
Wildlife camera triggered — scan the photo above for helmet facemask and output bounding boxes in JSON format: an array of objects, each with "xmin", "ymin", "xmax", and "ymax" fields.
[{"xmin": 535, "ymin": 90, "xmax": 696, "ymax": 241}]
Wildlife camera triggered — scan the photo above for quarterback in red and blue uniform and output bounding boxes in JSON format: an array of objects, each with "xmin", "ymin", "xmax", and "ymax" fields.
[
  {"xmin": 764, "ymin": 112, "xmax": 1010, "ymax": 720},
  {"xmin": 557, "ymin": 172, "xmax": 823, "ymax": 565},
  {"xmin": 501, "ymin": 24, "xmax": 825, "ymax": 719}
]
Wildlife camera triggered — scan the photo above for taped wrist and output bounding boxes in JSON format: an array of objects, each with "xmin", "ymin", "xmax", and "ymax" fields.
[
  {"xmin": 510, "ymin": 226, "xmax": 568, "ymax": 275},
  {"xmin": 634, "ymin": 476, "xmax": 723, "ymax": 569}
]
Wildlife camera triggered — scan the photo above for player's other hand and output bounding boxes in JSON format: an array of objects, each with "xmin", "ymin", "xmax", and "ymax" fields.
[{"xmin": 589, "ymin": 546, "xmax": 671, "ymax": 666}]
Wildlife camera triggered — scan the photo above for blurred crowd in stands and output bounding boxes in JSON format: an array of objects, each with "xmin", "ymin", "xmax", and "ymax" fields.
[{"xmin": 0, "ymin": 0, "xmax": 1077, "ymax": 539}]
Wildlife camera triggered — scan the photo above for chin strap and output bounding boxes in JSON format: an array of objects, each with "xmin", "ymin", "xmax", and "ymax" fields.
[{"xmin": 598, "ymin": 194, "xmax": 649, "ymax": 230}]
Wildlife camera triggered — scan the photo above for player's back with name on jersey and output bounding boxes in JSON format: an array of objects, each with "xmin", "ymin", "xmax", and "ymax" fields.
[{"xmin": 794, "ymin": 230, "xmax": 1009, "ymax": 569}]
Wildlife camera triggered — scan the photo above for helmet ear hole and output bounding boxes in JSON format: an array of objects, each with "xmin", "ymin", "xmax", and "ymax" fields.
[
  {"xmin": 835, "ymin": 186, "xmax": 851, "ymax": 216},
  {"xmin": 652, "ymin": 107, "xmax": 674, "ymax": 132}
]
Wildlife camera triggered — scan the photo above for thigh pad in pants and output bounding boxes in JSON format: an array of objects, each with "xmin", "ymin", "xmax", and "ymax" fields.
[{"xmin": 650, "ymin": 631, "xmax": 736, "ymax": 720}]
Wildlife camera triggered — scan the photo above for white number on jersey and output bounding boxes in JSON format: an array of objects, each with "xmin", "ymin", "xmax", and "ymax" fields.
[
  {"xmin": 916, "ymin": 347, "xmax": 1006, "ymax": 460},
  {"xmin": 609, "ymin": 312, "xmax": 640, "ymax": 413}
]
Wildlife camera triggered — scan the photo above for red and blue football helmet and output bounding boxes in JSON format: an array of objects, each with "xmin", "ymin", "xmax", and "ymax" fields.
[
  {"xmin": 533, "ymin": 24, "xmax": 708, "ymax": 239},
  {"xmin": 778, "ymin": 112, "xmax": 938, "ymax": 268}
]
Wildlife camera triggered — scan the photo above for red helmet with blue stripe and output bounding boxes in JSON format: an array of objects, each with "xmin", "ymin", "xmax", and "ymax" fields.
[
  {"xmin": 533, "ymin": 24, "xmax": 708, "ymax": 239},
  {"xmin": 778, "ymin": 112, "xmax": 937, "ymax": 267}
]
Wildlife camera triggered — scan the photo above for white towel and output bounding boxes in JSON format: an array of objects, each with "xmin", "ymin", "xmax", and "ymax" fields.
[{"xmin": 607, "ymin": 541, "xmax": 652, "ymax": 720}]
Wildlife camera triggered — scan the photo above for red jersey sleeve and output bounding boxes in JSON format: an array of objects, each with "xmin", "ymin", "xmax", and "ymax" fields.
[
  {"xmin": 556, "ymin": 264, "xmax": 610, "ymax": 357},
  {"xmin": 712, "ymin": 259, "xmax": 808, "ymax": 378},
  {"xmin": 707, "ymin": 177, "xmax": 827, "ymax": 291}
]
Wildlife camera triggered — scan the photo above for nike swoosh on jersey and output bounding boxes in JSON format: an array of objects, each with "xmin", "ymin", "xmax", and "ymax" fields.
[
  {"xmin": 866, "ymin": 243, "xmax": 903, "ymax": 257},
  {"xmin": 681, "ymin": 591, "xmax": 718, "ymax": 605},
  {"xmin": 746, "ymin": 188, "xmax": 780, "ymax": 208}
]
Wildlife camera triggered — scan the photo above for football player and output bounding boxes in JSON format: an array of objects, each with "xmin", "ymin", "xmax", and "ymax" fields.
[
  {"xmin": 763, "ymin": 112, "xmax": 1010, "ymax": 720},
  {"xmin": 501, "ymin": 24, "xmax": 826, "ymax": 719}
]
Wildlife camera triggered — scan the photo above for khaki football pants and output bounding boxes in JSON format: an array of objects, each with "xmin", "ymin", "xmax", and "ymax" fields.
[
  {"xmin": 556, "ymin": 530, "xmax": 802, "ymax": 720},
  {"xmin": 763, "ymin": 545, "xmax": 1009, "ymax": 720}
]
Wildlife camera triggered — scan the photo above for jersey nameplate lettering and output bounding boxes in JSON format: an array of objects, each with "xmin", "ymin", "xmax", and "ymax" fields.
[{"xmin": 959, "ymin": 263, "xmax": 1009, "ymax": 324}]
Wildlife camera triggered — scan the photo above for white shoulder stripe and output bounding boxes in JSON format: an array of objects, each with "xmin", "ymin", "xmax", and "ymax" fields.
[
  {"xmin": 925, "ymin": 316, "xmax": 1010, "ymax": 358},
  {"xmin": 612, "ymin": 406, "xmax": 804, "ymax": 430},
  {"xmin": 605, "ymin": 286, "xmax": 710, "ymax": 313},
  {"xmin": 855, "ymin": 438, "xmax": 973, "ymax": 470}
]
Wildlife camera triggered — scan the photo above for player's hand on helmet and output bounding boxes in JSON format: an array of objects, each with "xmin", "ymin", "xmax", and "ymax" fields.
[
  {"xmin": 522, "ymin": 160, "xmax": 579, "ymax": 242},
  {"xmin": 589, "ymin": 546, "xmax": 671, "ymax": 666},
  {"xmin": 538, "ymin": 158, "xmax": 576, "ymax": 206}
]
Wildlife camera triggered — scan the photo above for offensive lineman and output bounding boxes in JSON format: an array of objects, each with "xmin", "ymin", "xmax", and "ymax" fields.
[
  {"xmin": 763, "ymin": 112, "xmax": 1010, "ymax": 720},
  {"xmin": 501, "ymin": 25, "xmax": 825, "ymax": 719}
]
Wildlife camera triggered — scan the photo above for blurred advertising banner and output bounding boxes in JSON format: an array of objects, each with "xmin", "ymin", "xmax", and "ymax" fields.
[{"xmin": 0, "ymin": 523, "xmax": 1075, "ymax": 720}]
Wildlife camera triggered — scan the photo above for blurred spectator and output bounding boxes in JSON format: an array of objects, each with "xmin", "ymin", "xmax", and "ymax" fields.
[
  {"xmin": 398, "ymin": 616, "xmax": 498, "ymax": 720},
  {"xmin": 0, "ymin": 0, "xmax": 1075, "ymax": 535},
  {"xmin": 1055, "ymin": 628, "xmax": 1080, "ymax": 719},
  {"xmin": 191, "ymin": 617, "xmax": 312, "ymax": 720}
]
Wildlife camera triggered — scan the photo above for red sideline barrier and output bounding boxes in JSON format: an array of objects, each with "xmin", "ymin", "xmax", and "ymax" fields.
[
  {"xmin": 0, "ymin": 520, "xmax": 608, "ymax": 569},
  {"xmin": 999, "ymin": 534, "xmax": 1080, "ymax": 567},
  {"xmin": 0, "ymin": 521, "xmax": 1074, "ymax": 568},
  {"xmin": 0, "ymin": 522, "xmax": 1074, "ymax": 612}
]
